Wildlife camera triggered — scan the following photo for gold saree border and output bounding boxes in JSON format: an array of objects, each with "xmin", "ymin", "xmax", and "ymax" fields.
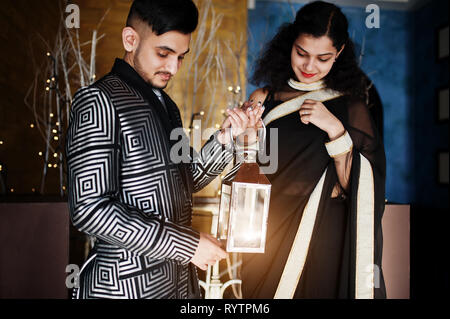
[{"xmin": 274, "ymin": 169, "xmax": 328, "ymax": 299}]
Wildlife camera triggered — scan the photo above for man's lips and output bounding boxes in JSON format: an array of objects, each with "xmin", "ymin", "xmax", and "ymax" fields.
[
  {"xmin": 157, "ymin": 73, "xmax": 172, "ymax": 81},
  {"xmin": 301, "ymin": 71, "xmax": 316, "ymax": 78}
]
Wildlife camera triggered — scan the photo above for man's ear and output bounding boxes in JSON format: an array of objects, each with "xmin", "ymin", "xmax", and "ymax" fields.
[{"xmin": 122, "ymin": 27, "xmax": 139, "ymax": 53}]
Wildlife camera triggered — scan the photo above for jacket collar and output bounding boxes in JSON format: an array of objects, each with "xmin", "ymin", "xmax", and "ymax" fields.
[{"xmin": 110, "ymin": 58, "xmax": 182, "ymax": 130}]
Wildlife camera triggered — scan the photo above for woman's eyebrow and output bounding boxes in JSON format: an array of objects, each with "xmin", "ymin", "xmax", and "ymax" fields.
[{"xmin": 295, "ymin": 44, "xmax": 334, "ymax": 56}]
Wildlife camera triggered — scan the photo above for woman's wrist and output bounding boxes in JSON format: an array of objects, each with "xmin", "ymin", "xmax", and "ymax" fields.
[{"xmin": 327, "ymin": 121, "xmax": 345, "ymax": 141}]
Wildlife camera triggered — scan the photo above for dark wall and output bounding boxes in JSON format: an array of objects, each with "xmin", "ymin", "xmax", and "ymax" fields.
[
  {"xmin": 411, "ymin": 0, "xmax": 449, "ymax": 299},
  {"xmin": 412, "ymin": 0, "xmax": 449, "ymax": 210}
]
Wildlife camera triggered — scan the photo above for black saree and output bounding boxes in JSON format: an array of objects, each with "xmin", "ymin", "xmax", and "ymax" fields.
[{"xmin": 237, "ymin": 88, "xmax": 386, "ymax": 299}]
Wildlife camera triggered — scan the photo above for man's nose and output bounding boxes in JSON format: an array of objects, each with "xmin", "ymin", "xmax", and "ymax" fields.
[{"xmin": 166, "ymin": 57, "xmax": 179, "ymax": 75}]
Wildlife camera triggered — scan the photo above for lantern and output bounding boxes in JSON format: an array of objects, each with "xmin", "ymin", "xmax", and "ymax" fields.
[{"xmin": 217, "ymin": 128, "xmax": 271, "ymax": 253}]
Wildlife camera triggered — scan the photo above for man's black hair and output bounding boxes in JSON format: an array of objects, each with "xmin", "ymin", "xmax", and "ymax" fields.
[{"xmin": 126, "ymin": 0, "xmax": 199, "ymax": 35}]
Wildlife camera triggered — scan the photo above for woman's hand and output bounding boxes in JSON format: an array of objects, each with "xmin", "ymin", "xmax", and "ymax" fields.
[
  {"xmin": 299, "ymin": 99, "xmax": 345, "ymax": 140},
  {"xmin": 218, "ymin": 102, "xmax": 265, "ymax": 145}
]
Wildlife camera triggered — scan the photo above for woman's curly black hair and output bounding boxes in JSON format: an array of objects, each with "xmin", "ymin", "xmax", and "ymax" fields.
[{"xmin": 251, "ymin": 1, "xmax": 366, "ymax": 99}]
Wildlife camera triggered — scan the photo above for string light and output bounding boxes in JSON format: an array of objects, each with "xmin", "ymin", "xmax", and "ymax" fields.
[
  {"xmin": 48, "ymin": 163, "xmax": 52, "ymax": 168},
  {"xmin": 46, "ymin": 79, "xmax": 51, "ymax": 84},
  {"xmin": 46, "ymin": 87, "xmax": 50, "ymax": 91},
  {"xmin": 10, "ymin": 188, "xmax": 14, "ymax": 193},
  {"xmin": 46, "ymin": 52, "xmax": 51, "ymax": 57},
  {"xmin": 53, "ymin": 164, "xmax": 58, "ymax": 168},
  {"xmin": 53, "ymin": 136, "xmax": 59, "ymax": 141},
  {"xmin": 52, "ymin": 129, "xmax": 58, "ymax": 134},
  {"xmin": 30, "ymin": 124, "xmax": 35, "ymax": 128},
  {"xmin": 50, "ymin": 113, "xmax": 54, "ymax": 118},
  {"xmin": 56, "ymin": 122, "xmax": 60, "ymax": 126},
  {"xmin": 38, "ymin": 152, "xmax": 43, "ymax": 156},
  {"xmin": 53, "ymin": 153, "xmax": 58, "ymax": 158},
  {"xmin": 62, "ymin": 186, "xmax": 66, "ymax": 191},
  {"xmin": 0, "ymin": 141, "xmax": 4, "ymax": 145},
  {"xmin": 0, "ymin": 165, "xmax": 2, "ymax": 171},
  {"xmin": 200, "ymin": 111, "xmax": 205, "ymax": 116},
  {"xmin": 215, "ymin": 124, "xmax": 221, "ymax": 129},
  {"xmin": 32, "ymin": 188, "xmax": 36, "ymax": 193}
]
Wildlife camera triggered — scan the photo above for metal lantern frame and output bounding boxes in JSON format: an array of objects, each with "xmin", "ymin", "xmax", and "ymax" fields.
[{"xmin": 217, "ymin": 124, "xmax": 271, "ymax": 253}]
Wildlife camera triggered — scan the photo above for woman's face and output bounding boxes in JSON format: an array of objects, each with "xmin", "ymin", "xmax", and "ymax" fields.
[{"xmin": 291, "ymin": 33, "xmax": 343, "ymax": 83}]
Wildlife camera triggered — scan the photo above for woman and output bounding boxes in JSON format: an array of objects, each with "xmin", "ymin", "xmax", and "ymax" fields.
[{"xmin": 230, "ymin": 1, "xmax": 386, "ymax": 299}]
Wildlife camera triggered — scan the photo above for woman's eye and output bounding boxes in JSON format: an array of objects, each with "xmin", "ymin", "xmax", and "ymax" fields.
[
  {"xmin": 158, "ymin": 53, "xmax": 168, "ymax": 58},
  {"xmin": 297, "ymin": 51, "xmax": 305, "ymax": 57},
  {"xmin": 319, "ymin": 59, "xmax": 330, "ymax": 62}
]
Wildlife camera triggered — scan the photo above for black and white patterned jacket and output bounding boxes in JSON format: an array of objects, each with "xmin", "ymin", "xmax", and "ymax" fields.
[{"xmin": 66, "ymin": 59, "xmax": 233, "ymax": 299}]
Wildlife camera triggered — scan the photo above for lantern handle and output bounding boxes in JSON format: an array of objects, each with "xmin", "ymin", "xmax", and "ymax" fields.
[{"xmin": 229, "ymin": 121, "xmax": 267, "ymax": 154}]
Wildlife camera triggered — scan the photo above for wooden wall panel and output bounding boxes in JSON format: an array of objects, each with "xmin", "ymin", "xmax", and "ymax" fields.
[{"xmin": 0, "ymin": 0, "xmax": 62, "ymax": 195}]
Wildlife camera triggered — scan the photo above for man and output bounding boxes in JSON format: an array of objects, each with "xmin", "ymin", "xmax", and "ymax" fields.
[{"xmin": 66, "ymin": 0, "xmax": 255, "ymax": 299}]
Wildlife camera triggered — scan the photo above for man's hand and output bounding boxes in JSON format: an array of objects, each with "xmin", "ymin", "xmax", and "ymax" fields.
[
  {"xmin": 191, "ymin": 232, "xmax": 227, "ymax": 270},
  {"xmin": 217, "ymin": 102, "xmax": 265, "ymax": 145}
]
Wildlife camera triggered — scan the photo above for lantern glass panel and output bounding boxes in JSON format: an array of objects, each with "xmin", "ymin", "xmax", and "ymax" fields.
[
  {"xmin": 217, "ymin": 183, "xmax": 231, "ymax": 240},
  {"xmin": 227, "ymin": 183, "xmax": 270, "ymax": 253}
]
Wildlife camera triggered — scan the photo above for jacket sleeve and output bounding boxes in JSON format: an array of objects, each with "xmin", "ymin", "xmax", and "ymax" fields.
[
  {"xmin": 190, "ymin": 131, "xmax": 235, "ymax": 192},
  {"xmin": 66, "ymin": 86, "xmax": 200, "ymax": 264}
]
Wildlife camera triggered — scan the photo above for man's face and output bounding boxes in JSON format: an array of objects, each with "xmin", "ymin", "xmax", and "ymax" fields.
[{"xmin": 133, "ymin": 29, "xmax": 191, "ymax": 89}]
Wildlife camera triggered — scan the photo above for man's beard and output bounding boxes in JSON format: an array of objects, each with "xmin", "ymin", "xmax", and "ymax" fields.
[{"xmin": 133, "ymin": 54, "xmax": 169, "ymax": 89}]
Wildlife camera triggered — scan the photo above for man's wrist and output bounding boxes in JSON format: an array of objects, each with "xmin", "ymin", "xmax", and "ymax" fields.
[{"xmin": 217, "ymin": 129, "xmax": 230, "ymax": 145}]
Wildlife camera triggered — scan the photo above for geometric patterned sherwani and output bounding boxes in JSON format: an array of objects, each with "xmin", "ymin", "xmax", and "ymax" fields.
[{"xmin": 66, "ymin": 59, "xmax": 233, "ymax": 299}]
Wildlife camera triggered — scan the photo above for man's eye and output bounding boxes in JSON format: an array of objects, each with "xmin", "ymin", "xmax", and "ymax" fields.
[
  {"xmin": 178, "ymin": 56, "xmax": 185, "ymax": 61},
  {"xmin": 158, "ymin": 53, "xmax": 168, "ymax": 58},
  {"xmin": 319, "ymin": 59, "xmax": 330, "ymax": 62},
  {"xmin": 297, "ymin": 51, "xmax": 305, "ymax": 57}
]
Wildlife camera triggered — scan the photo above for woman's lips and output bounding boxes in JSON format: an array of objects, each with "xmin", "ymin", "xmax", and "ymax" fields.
[{"xmin": 301, "ymin": 71, "xmax": 316, "ymax": 78}]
